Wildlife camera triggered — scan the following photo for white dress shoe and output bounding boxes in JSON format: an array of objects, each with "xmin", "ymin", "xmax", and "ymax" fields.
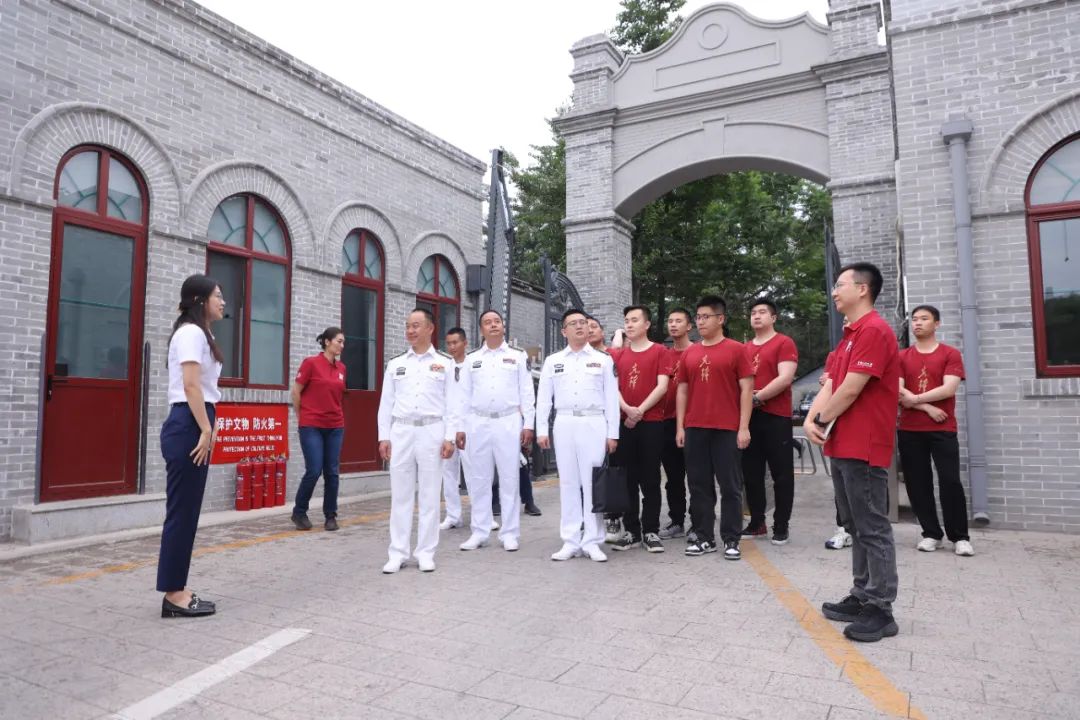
[
  {"xmin": 550, "ymin": 544, "xmax": 581, "ymax": 561},
  {"xmin": 418, "ymin": 557, "xmax": 435, "ymax": 572},
  {"xmin": 502, "ymin": 538, "xmax": 519, "ymax": 552},
  {"xmin": 459, "ymin": 534, "xmax": 489, "ymax": 551},
  {"xmin": 583, "ymin": 545, "xmax": 608, "ymax": 562},
  {"xmin": 492, "ymin": 519, "xmax": 500, "ymax": 531},
  {"xmin": 382, "ymin": 559, "xmax": 403, "ymax": 574},
  {"xmin": 439, "ymin": 518, "xmax": 460, "ymax": 531}
]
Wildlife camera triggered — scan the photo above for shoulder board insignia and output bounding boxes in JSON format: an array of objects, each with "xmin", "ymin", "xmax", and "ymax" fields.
[
  {"xmin": 389, "ymin": 351, "xmax": 407, "ymax": 362},
  {"xmin": 437, "ymin": 350, "xmax": 453, "ymax": 359}
]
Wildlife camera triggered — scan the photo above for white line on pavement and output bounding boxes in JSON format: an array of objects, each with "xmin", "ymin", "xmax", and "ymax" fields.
[{"xmin": 110, "ymin": 627, "xmax": 311, "ymax": 720}]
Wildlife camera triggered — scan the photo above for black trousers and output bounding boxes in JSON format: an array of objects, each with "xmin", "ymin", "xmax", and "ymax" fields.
[
  {"xmin": 661, "ymin": 418, "xmax": 686, "ymax": 526},
  {"xmin": 741, "ymin": 410, "xmax": 795, "ymax": 532},
  {"xmin": 685, "ymin": 427, "xmax": 743, "ymax": 544},
  {"xmin": 157, "ymin": 403, "xmax": 214, "ymax": 592},
  {"xmin": 613, "ymin": 420, "xmax": 665, "ymax": 538},
  {"xmin": 897, "ymin": 430, "xmax": 969, "ymax": 542}
]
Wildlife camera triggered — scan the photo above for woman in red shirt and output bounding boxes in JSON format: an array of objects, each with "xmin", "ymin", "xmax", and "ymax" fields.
[{"xmin": 290, "ymin": 327, "xmax": 347, "ymax": 531}]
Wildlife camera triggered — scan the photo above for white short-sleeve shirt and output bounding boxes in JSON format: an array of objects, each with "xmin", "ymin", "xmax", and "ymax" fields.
[{"xmin": 167, "ymin": 324, "xmax": 223, "ymax": 404}]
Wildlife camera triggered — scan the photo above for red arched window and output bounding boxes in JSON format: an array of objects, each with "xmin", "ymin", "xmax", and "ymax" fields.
[
  {"xmin": 1026, "ymin": 134, "xmax": 1080, "ymax": 377},
  {"xmin": 415, "ymin": 254, "xmax": 460, "ymax": 349},
  {"xmin": 206, "ymin": 194, "xmax": 291, "ymax": 387},
  {"xmin": 341, "ymin": 229, "xmax": 384, "ymax": 390}
]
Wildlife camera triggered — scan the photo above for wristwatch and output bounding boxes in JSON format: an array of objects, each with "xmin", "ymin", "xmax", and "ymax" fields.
[
  {"xmin": 752, "ymin": 393, "xmax": 763, "ymax": 408},
  {"xmin": 813, "ymin": 413, "xmax": 829, "ymax": 429}
]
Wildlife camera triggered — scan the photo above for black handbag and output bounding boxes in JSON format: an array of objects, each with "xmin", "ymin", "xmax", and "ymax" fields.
[{"xmin": 591, "ymin": 454, "xmax": 628, "ymax": 514}]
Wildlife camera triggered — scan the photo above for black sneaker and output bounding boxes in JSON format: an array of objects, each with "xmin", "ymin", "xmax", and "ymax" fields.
[
  {"xmin": 324, "ymin": 515, "xmax": 339, "ymax": 532},
  {"xmin": 658, "ymin": 522, "xmax": 684, "ymax": 539},
  {"xmin": 723, "ymin": 541, "xmax": 741, "ymax": 560},
  {"xmin": 685, "ymin": 539, "xmax": 717, "ymax": 556},
  {"xmin": 643, "ymin": 533, "xmax": 665, "ymax": 553},
  {"xmin": 611, "ymin": 531, "xmax": 641, "ymax": 551},
  {"xmin": 291, "ymin": 513, "xmax": 312, "ymax": 531},
  {"xmin": 771, "ymin": 528, "xmax": 790, "ymax": 545},
  {"xmin": 685, "ymin": 529, "xmax": 700, "ymax": 545},
  {"xmin": 822, "ymin": 594, "xmax": 865, "ymax": 622},
  {"xmin": 741, "ymin": 522, "xmax": 767, "ymax": 537},
  {"xmin": 843, "ymin": 604, "xmax": 899, "ymax": 642}
]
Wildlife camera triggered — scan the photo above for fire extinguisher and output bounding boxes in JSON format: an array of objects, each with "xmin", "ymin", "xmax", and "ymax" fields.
[
  {"xmin": 251, "ymin": 457, "xmax": 265, "ymax": 510},
  {"xmin": 274, "ymin": 456, "xmax": 287, "ymax": 506},
  {"xmin": 262, "ymin": 457, "xmax": 275, "ymax": 507},
  {"xmin": 235, "ymin": 458, "xmax": 253, "ymax": 511}
]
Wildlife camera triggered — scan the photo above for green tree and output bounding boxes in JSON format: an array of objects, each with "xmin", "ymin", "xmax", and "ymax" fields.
[
  {"xmin": 611, "ymin": 0, "xmax": 687, "ymax": 53},
  {"xmin": 507, "ymin": 121, "xmax": 566, "ymax": 286}
]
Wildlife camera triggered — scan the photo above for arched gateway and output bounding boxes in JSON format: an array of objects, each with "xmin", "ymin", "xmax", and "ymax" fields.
[{"xmin": 555, "ymin": 1, "xmax": 897, "ymax": 327}]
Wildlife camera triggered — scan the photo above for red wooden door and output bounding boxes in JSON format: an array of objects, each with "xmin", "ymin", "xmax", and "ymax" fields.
[
  {"xmin": 41, "ymin": 219, "xmax": 146, "ymax": 501},
  {"xmin": 340, "ymin": 280, "xmax": 383, "ymax": 472}
]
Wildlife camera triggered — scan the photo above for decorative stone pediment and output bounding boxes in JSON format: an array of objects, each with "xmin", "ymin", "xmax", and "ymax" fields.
[{"xmin": 612, "ymin": 3, "xmax": 830, "ymax": 108}]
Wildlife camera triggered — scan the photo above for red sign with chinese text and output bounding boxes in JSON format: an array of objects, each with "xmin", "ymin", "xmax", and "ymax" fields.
[{"xmin": 210, "ymin": 404, "xmax": 290, "ymax": 465}]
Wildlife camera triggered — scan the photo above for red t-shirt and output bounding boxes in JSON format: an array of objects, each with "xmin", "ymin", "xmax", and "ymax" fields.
[
  {"xmin": 663, "ymin": 347, "xmax": 687, "ymax": 420},
  {"xmin": 296, "ymin": 354, "xmax": 346, "ymax": 428},
  {"xmin": 746, "ymin": 333, "xmax": 799, "ymax": 417},
  {"xmin": 611, "ymin": 343, "xmax": 673, "ymax": 422},
  {"xmin": 675, "ymin": 340, "xmax": 753, "ymax": 431},
  {"xmin": 824, "ymin": 310, "xmax": 900, "ymax": 467},
  {"xmin": 898, "ymin": 344, "xmax": 965, "ymax": 433}
]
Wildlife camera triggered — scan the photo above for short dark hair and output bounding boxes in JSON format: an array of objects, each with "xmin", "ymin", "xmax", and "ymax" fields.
[
  {"xmin": 561, "ymin": 308, "xmax": 586, "ymax": 323},
  {"xmin": 316, "ymin": 326, "xmax": 344, "ymax": 349},
  {"xmin": 410, "ymin": 307, "xmax": 435, "ymax": 325},
  {"xmin": 750, "ymin": 297, "xmax": 777, "ymax": 316},
  {"xmin": 585, "ymin": 314, "xmax": 603, "ymax": 330},
  {"xmin": 911, "ymin": 304, "xmax": 940, "ymax": 322},
  {"xmin": 623, "ymin": 305, "xmax": 652, "ymax": 322},
  {"xmin": 478, "ymin": 309, "xmax": 503, "ymax": 324},
  {"xmin": 446, "ymin": 326, "xmax": 467, "ymax": 341},
  {"xmin": 668, "ymin": 307, "xmax": 692, "ymax": 323},
  {"xmin": 839, "ymin": 262, "xmax": 884, "ymax": 303},
  {"xmin": 695, "ymin": 295, "xmax": 727, "ymax": 316}
]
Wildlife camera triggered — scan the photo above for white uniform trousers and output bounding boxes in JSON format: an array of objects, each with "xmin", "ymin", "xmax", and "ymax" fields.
[
  {"xmin": 552, "ymin": 414, "xmax": 607, "ymax": 550},
  {"xmin": 387, "ymin": 421, "xmax": 443, "ymax": 564},
  {"xmin": 465, "ymin": 413, "xmax": 522, "ymax": 543},
  {"xmin": 441, "ymin": 446, "xmax": 467, "ymax": 525}
]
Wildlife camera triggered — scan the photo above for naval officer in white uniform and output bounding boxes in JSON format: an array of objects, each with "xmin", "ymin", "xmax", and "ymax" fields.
[
  {"xmin": 377, "ymin": 308, "xmax": 459, "ymax": 574},
  {"xmin": 456, "ymin": 309, "xmax": 536, "ymax": 552},
  {"xmin": 439, "ymin": 326, "xmax": 469, "ymax": 532},
  {"xmin": 536, "ymin": 308, "xmax": 620, "ymax": 562}
]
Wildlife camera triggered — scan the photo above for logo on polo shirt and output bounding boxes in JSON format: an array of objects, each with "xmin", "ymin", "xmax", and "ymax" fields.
[
  {"xmin": 846, "ymin": 341, "xmax": 853, "ymax": 352},
  {"xmin": 855, "ymin": 360, "xmax": 873, "ymax": 369},
  {"xmin": 338, "ymin": 373, "xmax": 344, "ymax": 381}
]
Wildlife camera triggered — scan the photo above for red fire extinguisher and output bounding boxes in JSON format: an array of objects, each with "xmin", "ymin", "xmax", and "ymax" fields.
[
  {"xmin": 274, "ymin": 456, "xmax": 287, "ymax": 506},
  {"xmin": 235, "ymin": 458, "xmax": 253, "ymax": 511},
  {"xmin": 262, "ymin": 457, "xmax": 275, "ymax": 507},
  {"xmin": 251, "ymin": 457, "xmax": 265, "ymax": 510}
]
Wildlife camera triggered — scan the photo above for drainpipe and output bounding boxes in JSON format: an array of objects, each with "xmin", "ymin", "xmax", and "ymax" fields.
[{"xmin": 941, "ymin": 117, "xmax": 990, "ymax": 526}]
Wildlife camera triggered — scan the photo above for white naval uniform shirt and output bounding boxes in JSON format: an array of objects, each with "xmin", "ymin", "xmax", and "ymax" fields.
[
  {"xmin": 376, "ymin": 345, "xmax": 460, "ymax": 442},
  {"xmin": 457, "ymin": 341, "xmax": 536, "ymax": 427},
  {"xmin": 535, "ymin": 344, "xmax": 620, "ymax": 439}
]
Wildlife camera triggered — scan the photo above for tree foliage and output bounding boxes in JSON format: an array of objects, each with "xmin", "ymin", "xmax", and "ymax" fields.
[{"xmin": 611, "ymin": 0, "xmax": 686, "ymax": 53}]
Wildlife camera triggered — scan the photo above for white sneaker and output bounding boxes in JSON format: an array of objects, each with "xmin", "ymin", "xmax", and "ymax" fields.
[
  {"xmin": 502, "ymin": 538, "xmax": 519, "ymax": 552},
  {"xmin": 382, "ymin": 559, "xmax": 403, "ymax": 574},
  {"xmin": 459, "ymin": 534, "xmax": 489, "ymax": 551},
  {"xmin": 418, "ymin": 557, "xmax": 435, "ymax": 572},
  {"xmin": 583, "ymin": 545, "xmax": 608, "ymax": 562},
  {"xmin": 954, "ymin": 540, "xmax": 975, "ymax": 557},
  {"xmin": 439, "ymin": 518, "xmax": 460, "ymax": 531},
  {"xmin": 917, "ymin": 537, "xmax": 942, "ymax": 552},
  {"xmin": 825, "ymin": 528, "xmax": 852, "ymax": 549},
  {"xmin": 551, "ymin": 544, "xmax": 581, "ymax": 561},
  {"xmin": 492, "ymin": 519, "xmax": 501, "ymax": 531}
]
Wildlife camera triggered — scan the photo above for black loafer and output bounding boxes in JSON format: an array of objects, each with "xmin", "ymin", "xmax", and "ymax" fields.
[
  {"xmin": 524, "ymin": 503, "xmax": 542, "ymax": 516},
  {"xmin": 162, "ymin": 594, "xmax": 216, "ymax": 618},
  {"xmin": 292, "ymin": 513, "xmax": 313, "ymax": 531},
  {"xmin": 325, "ymin": 516, "xmax": 339, "ymax": 531}
]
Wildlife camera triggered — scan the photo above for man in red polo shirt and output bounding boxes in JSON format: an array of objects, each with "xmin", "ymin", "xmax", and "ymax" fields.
[
  {"xmin": 897, "ymin": 305, "xmax": 972, "ymax": 556},
  {"xmin": 609, "ymin": 305, "xmax": 672, "ymax": 553},
  {"xmin": 676, "ymin": 295, "xmax": 754, "ymax": 560},
  {"xmin": 805, "ymin": 262, "xmax": 900, "ymax": 643},
  {"xmin": 741, "ymin": 298, "xmax": 799, "ymax": 545},
  {"xmin": 659, "ymin": 308, "xmax": 693, "ymax": 540}
]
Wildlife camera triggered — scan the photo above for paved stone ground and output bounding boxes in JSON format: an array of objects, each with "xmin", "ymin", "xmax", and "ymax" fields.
[{"xmin": 1, "ymin": 467, "xmax": 1079, "ymax": 720}]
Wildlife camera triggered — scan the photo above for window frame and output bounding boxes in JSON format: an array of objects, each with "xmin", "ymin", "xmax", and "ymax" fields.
[
  {"xmin": 205, "ymin": 193, "xmax": 292, "ymax": 389},
  {"xmin": 415, "ymin": 254, "xmax": 460, "ymax": 346},
  {"xmin": 341, "ymin": 229, "xmax": 385, "ymax": 393},
  {"xmin": 1025, "ymin": 133, "xmax": 1080, "ymax": 378}
]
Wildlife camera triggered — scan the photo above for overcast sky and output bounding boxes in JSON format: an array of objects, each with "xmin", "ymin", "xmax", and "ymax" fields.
[{"xmin": 197, "ymin": 0, "xmax": 828, "ymax": 168}]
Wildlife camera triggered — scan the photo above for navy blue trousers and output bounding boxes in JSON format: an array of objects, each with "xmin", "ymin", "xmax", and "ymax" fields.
[{"xmin": 156, "ymin": 403, "xmax": 214, "ymax": 592}]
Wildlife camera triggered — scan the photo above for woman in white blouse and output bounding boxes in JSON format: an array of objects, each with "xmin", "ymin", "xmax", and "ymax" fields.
[{"xmin": 158, "ymin": 274, "xmax": 224, "ymax": 618}]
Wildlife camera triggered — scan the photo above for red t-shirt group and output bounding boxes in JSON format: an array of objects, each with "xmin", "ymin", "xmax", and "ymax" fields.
[
  {"xmin": 824, "ymin": 310, "xmax": 900, "ymax": 468},
  {"xmin": 675, "ymin": 339, "xmax": 754, "ymax": 431},
  {"xmin": 746, "ymin": 333, "xmax": 799, "ymax": 417},
  {"xmin": 898, "ymin": 344, "xmax": 965, "ymax": 433},
  {"xmin": 296, "ymin": 354, "xmax": 346, "ymax": 428},
  {"xmin": 611, "ymin": 343, "xmax": 673, "ymax": 422}
]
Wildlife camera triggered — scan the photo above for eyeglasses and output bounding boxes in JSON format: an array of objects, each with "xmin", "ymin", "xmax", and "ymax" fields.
[
  {"xmin": 832, "ymin": 281, "xmax": 866, "ymax": 291},
  {"xmin": 694, "ymin": 313, "xmax": 721, "ymax": 322},
  {"xmin": 563, "ymin": 319, "xmax": 588, "ymax": 328}
]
